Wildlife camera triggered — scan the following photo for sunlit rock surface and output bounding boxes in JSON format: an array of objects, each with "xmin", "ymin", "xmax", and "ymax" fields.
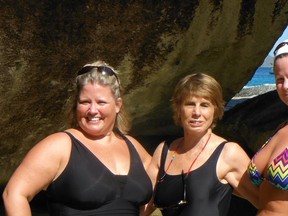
[{"xmin": 0, "ymin": 1, "xmax": 288, "ymax": 189}]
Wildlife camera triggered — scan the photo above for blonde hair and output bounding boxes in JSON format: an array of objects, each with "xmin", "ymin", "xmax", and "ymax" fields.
[
  {"xmin": 67, "ymin": 60, "xmax": 131, "ymax": 134},
  {"xmin": 171, "ymin": 73, "xmax": 225, "ymax": 129}
]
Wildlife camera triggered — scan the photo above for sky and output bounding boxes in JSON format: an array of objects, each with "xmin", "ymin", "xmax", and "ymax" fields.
[{"xmin": 268, "ymin": 25, "xmax": 288, "ymax": 56}]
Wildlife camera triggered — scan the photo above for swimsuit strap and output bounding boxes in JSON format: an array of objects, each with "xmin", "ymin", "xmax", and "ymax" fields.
[
  {"xmin": 158, "ymin": 138, "xmax": 175, "ymax": 181},
  {"xmin": 158, "ymin": 136, "xmax": 219, "ymax": 180}
]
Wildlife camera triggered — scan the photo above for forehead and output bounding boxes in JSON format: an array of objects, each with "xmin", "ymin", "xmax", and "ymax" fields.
[
  {"xmin": 274, "ymin": 56, "xmax": 288, "ymax": 75},
  {"xmin": 184, "ymin": 94, "xmax": 211, "ymax": 102},
  {"xmin": 80, "ymin": 83, "xmax": 113, "ymax": 96}
]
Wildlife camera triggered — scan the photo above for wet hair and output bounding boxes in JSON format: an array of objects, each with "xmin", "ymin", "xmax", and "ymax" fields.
[
  {"xmin": 171, "ymin": 73, "xmax": 225, "ymax": 129},
  {"xmin": 67, "ymin": 60, "xmax": 131, "ymax": 134}
]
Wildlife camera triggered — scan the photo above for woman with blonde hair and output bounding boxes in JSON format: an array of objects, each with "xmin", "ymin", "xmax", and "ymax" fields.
[{"xmin": 3, "ymin": 60, "xmax": 152, "ymax": 216}]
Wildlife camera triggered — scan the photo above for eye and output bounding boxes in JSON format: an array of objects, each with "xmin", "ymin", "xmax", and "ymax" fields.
[
  {"xmin": 184, "ymin": 101, "xmax": 196, "ymax": 106},
  {"xmin": 78, "ymin": 99, "xmax": 90, "ymax": 105},
  {"xmin": 201, "ymin": 102, "xmax": 211, "ymax": 107},
  {"xmin": 276, "ymin": 77, "xmax": 284, "ymax": 84},
  {"xmin": 97, "ymin": 100, "xmax": 107, "ymax": 106},
  {"xmin": 98, "ymin": 102, "xmax": 106, "ymax": 106}
]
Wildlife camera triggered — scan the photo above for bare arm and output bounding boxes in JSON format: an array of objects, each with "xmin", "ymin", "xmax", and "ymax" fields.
[
  {"xmin": 2, "ymin": 132, "xmax": 71, "ymax": 216},
  {"xmin": 142, "ymin": 142, "xmax": 165, "ymax": 216},
  {"xmin": 125, "ymin": 135, "xmax": 155, "ymax": 216},
  {"xmin": 125, "ymin": 135, "xmax": 152, "ymax": 169},
  {"xmin": 219, "ymin": 142, "xmax": 259, "ymax": 208}
]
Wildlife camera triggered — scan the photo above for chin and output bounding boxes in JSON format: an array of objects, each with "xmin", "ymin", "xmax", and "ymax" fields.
[{"xmin": 281, "ymin": 98, "xmax": 288, "ymax": 105}]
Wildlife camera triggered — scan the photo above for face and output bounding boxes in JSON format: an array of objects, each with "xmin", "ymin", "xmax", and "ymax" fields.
[
  {"xmin": 180, "ymin": 95, "xmax": 215, "ymax": 134},
  {"xmin": 76, "ymin": 83, "xmax": 122, "ymax": 137},
  {"xmin": 274, "ymin": 56, "xmax": 288, "ymax": 105}
]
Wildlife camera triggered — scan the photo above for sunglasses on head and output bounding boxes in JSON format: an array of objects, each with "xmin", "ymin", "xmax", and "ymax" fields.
[
  {"xmin": 154, "ymin": 171, "xmax": 188, "ymax": 211},
  {"xmin": 77, "ymin": 65, "xmax": 120, "ymax": 84},
  {"xmin": 273, "ymin": 42, "xmax": 288, "ymax": 56}
]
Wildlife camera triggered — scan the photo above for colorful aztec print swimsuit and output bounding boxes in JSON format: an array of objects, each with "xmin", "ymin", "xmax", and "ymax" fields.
[{"xmin": 247, "ymin": 121, "xmax": 288, "ymax": 190}]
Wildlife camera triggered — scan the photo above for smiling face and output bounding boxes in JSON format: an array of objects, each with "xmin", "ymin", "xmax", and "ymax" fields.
[
  {"xmin": 76, "ymin": 83, "xmax": 122, "ymax": 137},
  {"xmin": 180, "ymin": 94, "xmax": 215, "ymax": 134},
  {"xmin": 274, "ymin": 55, "xmax": 288, "ymax": 106}
]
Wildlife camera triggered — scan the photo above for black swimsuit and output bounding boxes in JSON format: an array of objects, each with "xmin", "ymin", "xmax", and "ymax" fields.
[
  {"xmin": 154, "ymin": 141, "xmax": 232, "ymax": 216},
  {"xmin": 46, "ymin": 132, "xmax": 152, "ymax": 216}
]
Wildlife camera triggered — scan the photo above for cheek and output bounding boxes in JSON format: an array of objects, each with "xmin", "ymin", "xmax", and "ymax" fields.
[
  {"xmin": 204, "ymin": 109, "xmax": 215, "ymax": 120},
  {"xmin": 276, "ymin": 80, "xmax": 287, "ymax": 91},
  {"xmin": 276, "ymin": 83, "xmax": 283, "ymax": 91},
  {"xmin": 76, "ymin": 104, "xmax": 87, "ymax": 114},
  {"xmin": 284, "ymin": 79, "xmax": 288, "ymax": 88},
  {"xmin": 180, "ymin": 107, "xmax": 190, "ymax": 117},
  {"xmin": 98, "ymin": 105, "xmax": 115, "ymax": 116}
]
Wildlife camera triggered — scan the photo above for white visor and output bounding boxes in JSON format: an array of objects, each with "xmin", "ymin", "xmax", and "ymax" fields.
[{"xmin": 274, "ymin": 39, "xmax": 288, "ymax": 57}]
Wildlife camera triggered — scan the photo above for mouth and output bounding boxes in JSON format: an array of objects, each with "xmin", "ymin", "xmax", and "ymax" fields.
[
  {"xmin": 189, "ymin": 120, "xmax": 203, "ymax": 126},
  {"xmin": 87, "ymin": 116, "xmax": 101, "ymax": 122}
]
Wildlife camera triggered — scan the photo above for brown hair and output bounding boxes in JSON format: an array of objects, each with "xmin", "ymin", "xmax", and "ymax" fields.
[{"xmin": 171, "ymin": 73, "xmax": 225, "ymax": 129}]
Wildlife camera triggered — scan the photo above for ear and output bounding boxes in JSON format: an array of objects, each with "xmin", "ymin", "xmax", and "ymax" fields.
[{"xmin": 115, "ymin": 97, "xmax": 122, "ymax": 114}]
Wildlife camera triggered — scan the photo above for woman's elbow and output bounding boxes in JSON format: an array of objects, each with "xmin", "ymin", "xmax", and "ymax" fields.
[{"xmin": 2, "ymin": 187, "xmax": 10, "ymax": 204}]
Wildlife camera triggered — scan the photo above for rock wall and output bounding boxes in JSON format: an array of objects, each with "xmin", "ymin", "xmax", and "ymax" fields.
[
  {"xmin": 0, "ymin": 0, "xmax": 288, "ymax": 186},
  {"xmin": 216, "ymin": 90, "xmax": 288, "ymax": 154}
]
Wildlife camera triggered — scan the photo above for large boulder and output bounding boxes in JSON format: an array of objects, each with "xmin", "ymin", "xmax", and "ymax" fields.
[
  {"xmin": 216, "ymin": 90, "xmax": 288, "ymax": 154},
  {"xmin": 0, "ymin": 1, "xmax": 288, "ymax": 189}
]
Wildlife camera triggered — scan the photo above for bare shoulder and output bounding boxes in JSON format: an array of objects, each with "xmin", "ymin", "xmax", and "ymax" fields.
[
  {"xmin": 275, "ymin": 123, "xmax": 288, "ymax": 141},
  {"xmin": 124, "ymin": 135, "xmax": 152, "ymax": 165},
  {"xmin": 124, "ymin": 135, "xmax": 147, "ymax": 152},
  {"xmin": 149, "ymin": 141, "xmax": 166, "ymax": 172},
  {"xmin": 21, "ymin": 132, "xmax": 71, "ymax": 167},
  {"xmin": 220, "ymin": 141, "xmax": 250, "ymax": 163},
  {"xmin": 33, "ymin": 132, "xmax": 72, "ymax": 153},
  {"xmin": 124, "ymin": 134, "xmax": 141, "ymax": 145},
  {"xmin": 152, "ymin": 141, "xmax": 165, "ymax": 158},
  {"xmin": 5, "ymin": 132, "xmax": 72, "ymax": 193},
  {"xmin": 217, "ymin": 141, "xmax": 250, "ymax": 184},
  {"xmin": 210, "ymin": 134, "xmax": 246, "ymax": 159}
]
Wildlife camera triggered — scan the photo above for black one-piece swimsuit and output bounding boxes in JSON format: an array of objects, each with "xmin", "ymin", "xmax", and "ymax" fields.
[{"xmin": 46, "ymin": 132, "xmax": 152, "ymax": 216}]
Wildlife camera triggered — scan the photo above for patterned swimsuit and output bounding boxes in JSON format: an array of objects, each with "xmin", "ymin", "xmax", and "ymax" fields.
[{"xmin": 247, "ymin": 121, "xmax": 288, "ymax": 190}]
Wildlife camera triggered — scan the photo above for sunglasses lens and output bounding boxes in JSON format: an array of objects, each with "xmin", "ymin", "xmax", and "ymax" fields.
[
  {"xmin": 77, "ymin": 65, "xmax": 119, "ymax": 84},
  {"xmin": 77, "ymin": 66, "xmax": 96, "ymax": 76},
  {"xmin": 97, "ymin": 66, "xmax": 115, "ymax": 76}
]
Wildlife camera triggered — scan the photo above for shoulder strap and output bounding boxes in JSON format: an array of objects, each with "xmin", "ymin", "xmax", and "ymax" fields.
[
  {"xmin": 208, "ymin": 141, "xmax": 228, "ymax": 161},
  {"xmin": 158, "ymin": 138, "xmax": 174, "ymax": 178},
  {"xmin": 114, "ymin": 128, "xmax": 134, "ymax": 147},
  {"xmin": 219, "ymin": 141, "xmax": 228, "ymax": 149}
]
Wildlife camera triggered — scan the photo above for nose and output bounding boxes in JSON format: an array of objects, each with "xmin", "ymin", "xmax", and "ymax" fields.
[
  {"xmin": 192, "ymin": 105, "xmax": 201, "ymax": 116},
  {"xmin": 88, "ymin": 102, "xmax": 98, "ymax": 114},
  {"xmin": 284, "ymin": 78, "xmax": 288, "ymax": 90}
]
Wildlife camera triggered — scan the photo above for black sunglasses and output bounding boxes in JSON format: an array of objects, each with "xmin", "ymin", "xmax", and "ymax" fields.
[
  {"xmin": 154, "ymin": 171, "xmax": 188, "ymax": 210},
  {"xmin": 273, "ymin": 42, "xmax": 288, "ymax": 56},
  {"xmin": 77, "ymin": 65, "xmax": 120, "ymax": 84}
]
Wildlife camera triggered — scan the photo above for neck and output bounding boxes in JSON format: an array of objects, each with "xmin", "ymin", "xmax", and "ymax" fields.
[
  {"xmin": 181, "ymin": 129, "xmax": 212, "ymax": 152},
  {"xmin": 77, "ymin": 127, "xmax": 116, "ymax": 142}
]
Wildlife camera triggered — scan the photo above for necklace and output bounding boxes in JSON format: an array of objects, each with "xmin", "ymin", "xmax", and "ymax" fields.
[
  {"xmin": 185, "ymin": 133, "xmax": 211, "ymax": 176},
  {"xmin": 163, "ymin": 133, "xmax": 212, "ymax": 178}
]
